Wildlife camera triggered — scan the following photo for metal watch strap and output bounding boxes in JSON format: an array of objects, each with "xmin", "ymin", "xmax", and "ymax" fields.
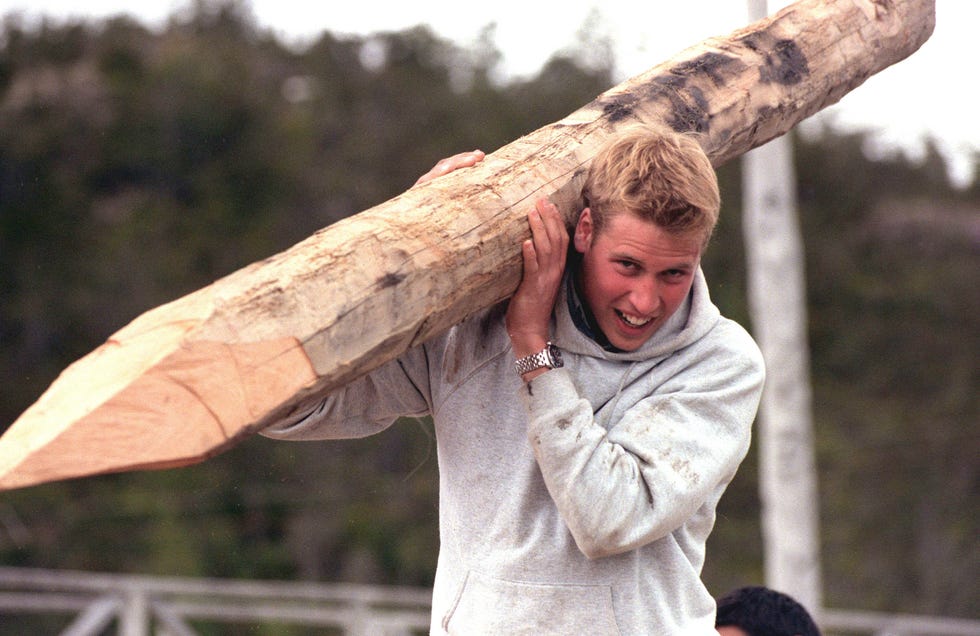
[{"xmin": 514, "ymin": 342, "xmax": 563, "ymax": 376}]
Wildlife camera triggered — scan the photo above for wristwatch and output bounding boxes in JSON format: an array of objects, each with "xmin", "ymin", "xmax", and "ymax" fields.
[{"xmin": 514, "ymin": 342, "xmax": 564, "ymax": 377}]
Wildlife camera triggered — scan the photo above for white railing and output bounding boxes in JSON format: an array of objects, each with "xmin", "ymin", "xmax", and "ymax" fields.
[
  {"xmin": 1, "ymin": 566, "xmax": 978, "ymax": 635},
  {"xmin": 819, "ymin": 608, "xmax": 980, "ymax": 636},
  {"xmin": 0, "ymin": 566, "xmax": 431, "ymax": 635}
]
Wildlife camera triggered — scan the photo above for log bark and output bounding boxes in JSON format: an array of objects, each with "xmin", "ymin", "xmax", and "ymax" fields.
[{"xmin": 0, "ymin": 0, "xmax": 935, "ymax": 490}]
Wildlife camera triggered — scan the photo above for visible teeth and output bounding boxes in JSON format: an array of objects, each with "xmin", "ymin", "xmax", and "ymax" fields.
[{"xmin": 617, "ymin": 310, "xmax": 651, "ymax": 327}]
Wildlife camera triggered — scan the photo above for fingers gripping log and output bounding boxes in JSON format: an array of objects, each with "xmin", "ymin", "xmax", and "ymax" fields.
[{"xmin": 0, "ymin": 0, "xmax": 935, "ymax": 490}]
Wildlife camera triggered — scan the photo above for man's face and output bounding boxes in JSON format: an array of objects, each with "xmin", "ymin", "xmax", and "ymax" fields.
[{"xmin": 574, "ymin": 208, "xmax": 701, "ymax": 352}]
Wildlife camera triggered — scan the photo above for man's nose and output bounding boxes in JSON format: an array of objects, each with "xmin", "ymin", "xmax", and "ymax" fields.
[{"xmin": 629, "ymin": 278, "xmax": 661, "ymax": 315}]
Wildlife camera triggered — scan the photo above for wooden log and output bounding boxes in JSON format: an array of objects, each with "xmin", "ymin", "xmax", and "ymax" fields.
[{"xmin": 0, "ymin": 0, "xmax": 935, "ymax": 490}]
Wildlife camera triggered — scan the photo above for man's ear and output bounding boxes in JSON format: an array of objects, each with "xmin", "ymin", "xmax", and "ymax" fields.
[{"xmin": 573, "ymin": 208, "xmax": 593, "ymax": 253}]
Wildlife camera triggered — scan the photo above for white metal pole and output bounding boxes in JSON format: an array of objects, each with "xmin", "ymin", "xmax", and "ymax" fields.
[{"xmin": 742, "ymin": 0, "xmax": 823, "ymax": 614}]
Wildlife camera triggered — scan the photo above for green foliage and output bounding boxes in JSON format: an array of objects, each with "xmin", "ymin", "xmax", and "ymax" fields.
[{"xmin": 0, "ymin": 0, "xmax": 976, "ymax": 620}]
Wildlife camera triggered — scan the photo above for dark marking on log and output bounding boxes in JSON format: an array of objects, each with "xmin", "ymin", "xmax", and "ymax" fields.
[
  {"xmin": 594, "ymin": 76, "xmax": 711, "ymax": 134},
  {"xmin": 755, "ymin": 105, "xmax": 778, "ymax": 123},
  {"xmin": 740, "ymin": 33, "xmax": 810, "ymax": 86},
  {"xmin": 601, "ymin": 99, "xmax": 636, "ymax": 123},
  {"xmin": 592, "ymin": 50, "xmax": 741, "ymax": 130},
  {"xmin": 671, "ymin": 51, "xmax": 745, "ymax": 85},
  {"xmin": 761, "ymin": 39, "xmax": 810, "ymax": 85},
  {"xmin": 652, "ymin": 72, "xmax": 686, "ymax": 92},
  {"xmin": 377, "ymin": 272, "xmax": 406, "ymax": 289},
  {"xmin": 666, "ymin": 85, "xmax": 711, "ymax": 134}
]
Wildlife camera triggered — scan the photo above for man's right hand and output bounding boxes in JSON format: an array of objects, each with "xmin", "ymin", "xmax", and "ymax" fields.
[{"xmin": 505, "ymin": 198, "xmax": 569, "ymax": 380}]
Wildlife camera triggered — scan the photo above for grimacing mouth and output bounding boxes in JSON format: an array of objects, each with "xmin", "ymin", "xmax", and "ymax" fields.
[{"xmin": 615, "ymin": 309, "xmax": 653, "ymax": 327}]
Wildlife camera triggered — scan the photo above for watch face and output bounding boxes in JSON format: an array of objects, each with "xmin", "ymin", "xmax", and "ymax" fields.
[{"xmin": 548, "ymin": 344, "xmax": 564, "ymax": 367}]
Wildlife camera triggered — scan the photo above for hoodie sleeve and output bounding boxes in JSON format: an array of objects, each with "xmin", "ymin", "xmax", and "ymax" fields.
[
  {"xmin": 261, "ymin": 343, "xmax": 433, "ymax": 441},
  {"xmin": 523, "ymin": 321, "xmax": 765, "ymax": 559}
]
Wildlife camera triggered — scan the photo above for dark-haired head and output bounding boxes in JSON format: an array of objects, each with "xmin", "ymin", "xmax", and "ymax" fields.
[{"xmin": 715, "ymin": 586, "xmax": 821, "ymax": 636}]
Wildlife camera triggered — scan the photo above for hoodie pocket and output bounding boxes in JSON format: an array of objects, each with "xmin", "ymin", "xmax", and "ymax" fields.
[{"xmin": 442, "ymin": 570, "xmax": 621, "ymax": 635}]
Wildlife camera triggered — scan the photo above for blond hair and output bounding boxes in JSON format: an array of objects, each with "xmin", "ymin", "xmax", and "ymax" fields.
[{"xmin": 581, "ymin": 125, "xmax": 720, "ymax": 247}]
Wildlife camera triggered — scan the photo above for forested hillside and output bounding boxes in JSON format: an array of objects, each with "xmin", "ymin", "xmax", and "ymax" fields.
[{"xmin": 0, "ymin": 1, "xmax": 976, "ymax": 623}]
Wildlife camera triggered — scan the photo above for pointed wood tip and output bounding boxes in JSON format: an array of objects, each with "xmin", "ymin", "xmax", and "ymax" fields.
[{"xmin": 0, "ymin": 335, "xmax": 319, "ymax": 491}]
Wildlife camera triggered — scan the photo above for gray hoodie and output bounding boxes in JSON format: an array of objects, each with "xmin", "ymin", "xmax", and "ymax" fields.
[{"xmin": 263, "ymin": 268, "xmax": 765, "ymax": 635}]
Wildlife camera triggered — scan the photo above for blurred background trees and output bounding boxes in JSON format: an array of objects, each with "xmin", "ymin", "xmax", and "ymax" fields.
[{"xmin": 0, "ymin": 0, "xmax": 976, "ymax": 620}]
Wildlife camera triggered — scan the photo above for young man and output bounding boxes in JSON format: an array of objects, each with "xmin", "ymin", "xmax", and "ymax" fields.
[
  {"xmin": 263, "ymin": 126, "xmax": 765, "ymax": 634},
  {"xmin": 715, "ymin": 586, "xmax": 822, "ymax": 636}
]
